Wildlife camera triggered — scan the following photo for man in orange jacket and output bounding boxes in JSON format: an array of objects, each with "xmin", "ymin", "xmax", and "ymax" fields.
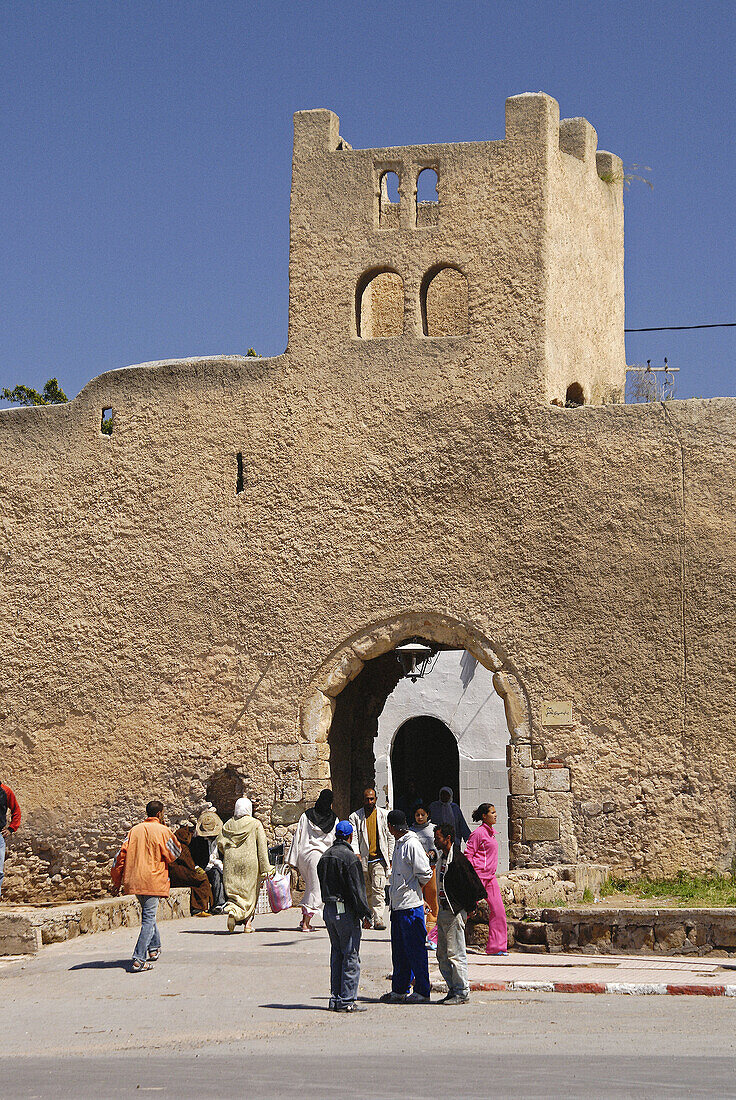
[{"xmin": 111, "ymin": 800, "xmax": 182, "ymax": 972}]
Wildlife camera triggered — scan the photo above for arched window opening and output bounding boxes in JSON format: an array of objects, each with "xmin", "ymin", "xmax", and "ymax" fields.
[
  {"xmin": 379, "ymin": 171, "xmax": 400, "ymax": 229},
  {"xmin": 565, "ymin": 382, "xmax": 585, "ymax": 408},
  {"xmin": 421, "ymin": 265, "xmax": 468, "ymax": 337},
  {"xmin": 416, "ymin": 168, "xmax": 439, "ymax": 228},
  {"xmin": 356, "ymin": 269, "xmax": 404, "ymax": 339}
]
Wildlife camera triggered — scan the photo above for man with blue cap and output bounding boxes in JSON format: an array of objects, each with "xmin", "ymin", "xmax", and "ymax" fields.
[{"xmin": 317, "ymin": 818, "xmax": 372, "ymax": 1012}]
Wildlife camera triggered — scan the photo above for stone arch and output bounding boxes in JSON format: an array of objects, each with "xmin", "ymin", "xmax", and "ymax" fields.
[
  {"xmin": 421, "ymin": 265, "xmax": 468, "ymax": 337},
  {"xmin": 292, "ymin": 612, "xmax": 574, "ymax": 869},
  {"xmin": 356, "ymin": 268, "xmax": 404, "ymax": 339}
]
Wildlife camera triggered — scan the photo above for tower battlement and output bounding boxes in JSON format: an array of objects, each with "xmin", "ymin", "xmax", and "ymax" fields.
[{"xmin": 289, "ymin": 92, "xmax": 625, "ymax": 407}]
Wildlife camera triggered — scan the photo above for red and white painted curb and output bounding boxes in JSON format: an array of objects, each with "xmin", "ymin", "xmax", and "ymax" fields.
[{"xmin": 466, "ymin": 979, "xmax": 736, "ymax": 997}]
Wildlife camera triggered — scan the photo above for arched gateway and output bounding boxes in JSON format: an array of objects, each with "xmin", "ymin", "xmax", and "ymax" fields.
[{"xmin": 298, "ymin": 613, "xmax": 539, "ymax": 871}]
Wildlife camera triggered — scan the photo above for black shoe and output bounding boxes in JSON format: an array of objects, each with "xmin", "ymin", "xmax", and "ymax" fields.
[
  {"xmin": 373, "ymin": 921, "xmax": 387, "ymax": 931},
  {"xmin": 337, "ymin": 1002, "xmax": 367, "ymax": 1013},
  {"xmin": 441, "ymin": 994, "xmax": 469, "ymax": 1005}
]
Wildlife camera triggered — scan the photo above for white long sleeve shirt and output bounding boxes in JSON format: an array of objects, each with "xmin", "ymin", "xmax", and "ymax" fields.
[{"xmin": 388, "ymin": 831, "xmax": 432, "ymax": 911}]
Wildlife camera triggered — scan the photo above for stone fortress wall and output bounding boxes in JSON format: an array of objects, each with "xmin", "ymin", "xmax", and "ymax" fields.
[{"xmin": 1, "ymin": 93, "xmax": 735, "ymax": 903}]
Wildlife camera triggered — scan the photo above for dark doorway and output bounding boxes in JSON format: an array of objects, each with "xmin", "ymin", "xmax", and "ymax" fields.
[{"xmin": 391, "ymin": 716, "xmax": 459, "ymax": 814}]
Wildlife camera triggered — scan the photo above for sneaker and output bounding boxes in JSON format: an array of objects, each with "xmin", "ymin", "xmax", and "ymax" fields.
[
  {"xmin": 337, "ymin": 1002, "xmax": 367, "ymax": 1013},
  {"xmin": 405, "ymin": 992, "xmax": 431, "ymax": 1004},
  {"xmin": 440, "ymin": 994, "xmax": 469, "ymax": 1005},
  {"xmin": 379, "ymin": 991, "xmax": 407, "ymax": 1004}
]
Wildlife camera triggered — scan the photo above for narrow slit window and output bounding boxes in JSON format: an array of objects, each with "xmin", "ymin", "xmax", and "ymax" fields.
[
  {"xmin": 416, "ymin": 168, "xmax": 439, "ymax": 227},
  {"xmin": 236, "ymin": 452, "xmax": 244, "ymax": 494},
  {"xmin": 379, "ymin": 171, "xmax": 400, "ymax": 229},
  {"xmin": 101, "ymin": 408, "xmax": 113, "ymax": 435}
]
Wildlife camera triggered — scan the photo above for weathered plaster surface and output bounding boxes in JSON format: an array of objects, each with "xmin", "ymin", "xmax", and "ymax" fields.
[{"xmin": 1, "ymin": 93, "xmax": 733, "ymax": 901}]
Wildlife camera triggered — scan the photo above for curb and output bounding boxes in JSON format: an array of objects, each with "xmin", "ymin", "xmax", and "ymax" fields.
[{"xmin": 467, "ymin": 979, "xmax": 736, "ymax": 997}]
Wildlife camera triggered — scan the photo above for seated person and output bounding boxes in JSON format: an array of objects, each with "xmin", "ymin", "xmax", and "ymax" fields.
[
  {"xmin": 190, "ymin": 810, "xmax": 227, "ymax": 913},
  {"xmin": 168, "ymin": 824, "xmax": 213, "ymax": 915}
]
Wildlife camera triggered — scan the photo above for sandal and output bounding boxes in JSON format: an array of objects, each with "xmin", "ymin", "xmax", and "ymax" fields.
[
  {"xmin": 131, "ymin": 960, "xmax": 153, "ymax": 973},
  {"xmin": 148, "ymin": 949, "xmax": 161, "ymax": 962}
]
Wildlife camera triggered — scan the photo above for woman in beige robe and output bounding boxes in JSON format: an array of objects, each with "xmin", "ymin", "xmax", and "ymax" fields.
[{"xmin": 218, "ymin": 798, "xmax": 273, "ymax": 932}]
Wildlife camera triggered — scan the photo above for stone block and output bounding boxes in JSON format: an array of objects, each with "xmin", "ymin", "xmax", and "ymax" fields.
[
  {"xmin": 535, "ymin": 767, "xmax": 570, "ymax": 792},
  {"xmin": 510, "ymin": 766, "xmax": 534, "ymax": 795},
  {"xmin": 523, "ymin": 817, "xmax": 560, "ymax": 842},
  {"xmin": 271, "ymin": 800, "xmax": 306, "ymax": 826},
  {"xmin": 507, "ymin": 743, "xmax": 532, "ymax": 769},
  {"xmin": 298, "ymin": 760, "xmax": 330, "ymax": 781},
  {"xmin": 654, "ymin": 925, "xmax": 687, "ymax": 952},
  {"xmin": 276, "ymin": 777, "xmax": 302, "ymax": 802},
  {"xmin": 513, "ymin": 921, "xmax": 547, "ymax": 946},
  {"xmin": 578, "ymin": 922, "xmax": 612, "ymax": 950},
  {"xmin": 0, "ymin": 914, "xmax": 41, "ymax": 955},
  {"xmin": 710, "ymin": 920, "xmax": 736, "ymax": 949},
  {"xmin": 613, "ymin": 924, "xmax": 655, "ymax": 953},
  {"xmin": 303, "ymin": 781, "xmax": 327, "ymax": 801},
  {"xmin": 267, "ymin": 743, "xmax": 300, "ymax": 763},
  {"xmin": 536, "ymin": 791, "xmax": 573, "ymax": 817}
]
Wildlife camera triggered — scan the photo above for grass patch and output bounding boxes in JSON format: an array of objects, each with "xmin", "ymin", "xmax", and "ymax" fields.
[{"xmin": 600, "ymin": 871, "xmax": 736, "ymax": 908}]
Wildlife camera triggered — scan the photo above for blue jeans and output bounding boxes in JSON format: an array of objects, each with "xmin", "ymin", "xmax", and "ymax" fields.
[
  {"xmin": 133, "ymin": 895, "xmax": 161, "ymax": 963},
  {"xmin": 0, "ymin": 831, "xmax": 5, "ymax": 898},
  {"xmin": 390, "ymin": 905, "xmax": 430, "ymax": 998},
  {"xmin": 323, "ymin": 900, "xmax": 362, "ymax": 1007}
]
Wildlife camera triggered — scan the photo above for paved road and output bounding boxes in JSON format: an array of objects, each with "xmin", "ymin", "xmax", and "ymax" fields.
[{"xmin": 2, "ymin": 911, "xmax": 736, "ymax": 1098}]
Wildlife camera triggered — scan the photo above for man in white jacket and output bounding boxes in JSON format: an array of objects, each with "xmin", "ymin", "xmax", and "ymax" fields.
[
  {"xmin": 349, "ymin": 788, "xmax": 394, "ymax": 930},
  {"xmin": 381, "ymin": 810, "xmax": 433, "ymax": 1004}
]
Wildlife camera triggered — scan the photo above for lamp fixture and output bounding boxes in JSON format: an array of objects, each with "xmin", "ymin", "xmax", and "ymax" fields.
[{"xmin": 394, "ymin": 638, "xmax": 438, "ymax": 682}]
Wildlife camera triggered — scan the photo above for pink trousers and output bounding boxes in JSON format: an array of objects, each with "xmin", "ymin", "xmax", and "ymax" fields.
[{"xmin": 483, "ymin": 875, "xmax": 508, "ymax": 954}]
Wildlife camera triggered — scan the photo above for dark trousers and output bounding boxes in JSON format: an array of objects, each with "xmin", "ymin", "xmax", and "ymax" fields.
[
  {"xmin": 206, "ymin": 865, "xmax": 226, "ymax": 910},
  {"xmin": 323, "ymin": 899, "xmax": 362, "ymax": 1007},
  {"xmin": 390, "ymin": 905, "xmax": 430, "ymax": 998}
]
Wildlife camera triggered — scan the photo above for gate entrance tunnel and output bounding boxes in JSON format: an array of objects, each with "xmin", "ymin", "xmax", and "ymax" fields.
[
  {"xmin": 391, "ymin": 716, "xmax": 459, "ymax": 813},
  {"xmin": 326, "ymin": 645, "xmax": 511, "ymax": 871}
]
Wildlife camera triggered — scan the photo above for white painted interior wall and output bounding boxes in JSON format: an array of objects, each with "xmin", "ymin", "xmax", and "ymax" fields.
[{"xmin": 375, "ymin": 649, "xmax": 510, "ymax": 871}]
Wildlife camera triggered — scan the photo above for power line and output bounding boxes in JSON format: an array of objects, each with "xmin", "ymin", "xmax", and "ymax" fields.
[{"xmin": 625, "ymin": 323, "xmax": 736, "ymax": 332}]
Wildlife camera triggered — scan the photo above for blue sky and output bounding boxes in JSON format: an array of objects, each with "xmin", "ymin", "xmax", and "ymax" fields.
[{"xmin": 1, "ymin": 0, "xmax": 733, "ymax": 400}]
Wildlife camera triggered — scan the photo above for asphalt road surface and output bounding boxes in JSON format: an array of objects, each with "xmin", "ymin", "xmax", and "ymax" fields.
[{"xmin": 2, "ymin": 910, "xmax": 736, "ymax": 1098}]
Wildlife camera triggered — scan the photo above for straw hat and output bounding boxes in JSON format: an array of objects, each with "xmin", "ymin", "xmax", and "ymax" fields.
[{"xmin": 195, "ymin": 810, "xmax": 223, "ymax": 837}]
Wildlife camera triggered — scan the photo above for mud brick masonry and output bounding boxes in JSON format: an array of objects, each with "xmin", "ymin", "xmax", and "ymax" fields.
[{"xmin": 1, "ymin": 92, "xmax": 735, "ymax": 903}]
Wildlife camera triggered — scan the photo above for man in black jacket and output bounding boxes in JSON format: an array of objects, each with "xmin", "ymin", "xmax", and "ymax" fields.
[
  {"xmin": 317, "ymin": 820, "xmax": 372, "ymax": 1013},
  {"xmin": 434, "ymin": 822, "xmax": 486, "ymax": 1004}
]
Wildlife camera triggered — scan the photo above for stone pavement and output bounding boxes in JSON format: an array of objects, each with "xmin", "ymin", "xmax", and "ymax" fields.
[
  {"xmin": 4, "ymin": 909, "xmax": 736, "ymax": 1099},
  {"xmin": 460, "ymin": 947, "xmax": 736, "ymax": 996}
]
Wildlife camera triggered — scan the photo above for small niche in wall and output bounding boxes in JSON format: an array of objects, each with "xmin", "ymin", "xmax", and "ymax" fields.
[
  {"xmin": 236, "ymin": 452, "xmax": 244, "ymax": 494},
  {"xmin": 101, "ymin": 408, "xmax": 113, "ymax": 435},
  {"xmin": 565, "ymin": 383, "xmax": 585, "ymax": 408}
]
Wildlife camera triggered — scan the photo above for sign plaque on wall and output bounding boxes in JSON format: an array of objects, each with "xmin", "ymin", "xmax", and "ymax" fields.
[{"xmin": 541, "ymin": 700, "xmax": 573, "ymax": 727}]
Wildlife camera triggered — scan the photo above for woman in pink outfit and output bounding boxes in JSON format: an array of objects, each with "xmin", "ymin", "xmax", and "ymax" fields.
[{"xmin": 465, "ymin": 803, "xmax": 508, "ymax": 955}]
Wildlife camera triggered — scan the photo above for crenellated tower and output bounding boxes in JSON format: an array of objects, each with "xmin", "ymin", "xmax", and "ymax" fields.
[{"xmin": 288, "ymin": 92, "xmax": 625, "ymax": 406}]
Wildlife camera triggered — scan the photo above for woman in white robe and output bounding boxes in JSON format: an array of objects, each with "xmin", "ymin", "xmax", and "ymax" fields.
[{"xmin": 286, "ymin": 789, "xmax": 336, "ymax": 931}]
